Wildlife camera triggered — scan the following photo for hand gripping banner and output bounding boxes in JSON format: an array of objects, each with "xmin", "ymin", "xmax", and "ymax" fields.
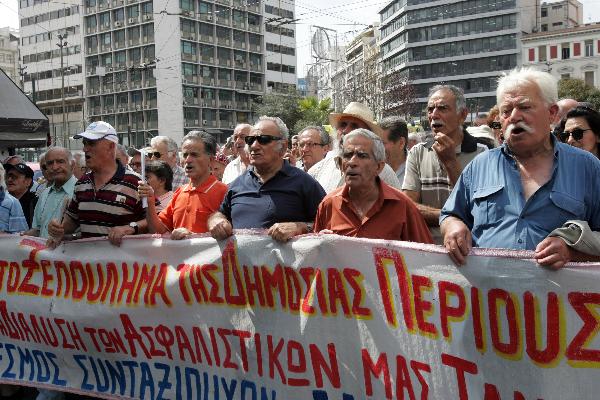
[{"xmin": 1, "ymin": 233, "xmax": 600, "ymax": 400}]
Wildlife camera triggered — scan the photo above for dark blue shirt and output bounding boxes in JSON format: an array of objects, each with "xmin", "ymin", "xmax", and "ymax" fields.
[
  {"xmin": 220, "ymin": 161, "xmax": 326, "ymax": 229},
  {"xmin": 440, "ymin": 137, "xmax": 600, "ymax": 250}
]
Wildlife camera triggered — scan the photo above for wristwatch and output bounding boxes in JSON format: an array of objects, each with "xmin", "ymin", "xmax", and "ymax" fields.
[{"xmin": 129, "ymin": 221, "xmax": 139, "ymax": 235}]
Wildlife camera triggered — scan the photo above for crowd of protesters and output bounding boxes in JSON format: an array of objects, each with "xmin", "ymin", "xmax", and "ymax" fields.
[{"xmin": 2, "ymin": 65, "xmax": 600, "ymax": 399}]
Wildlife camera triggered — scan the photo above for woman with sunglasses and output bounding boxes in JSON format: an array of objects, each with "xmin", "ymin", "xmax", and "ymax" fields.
[{"xmin": 558, "ymin": 106, "xmax": 600, "ymax": 159}]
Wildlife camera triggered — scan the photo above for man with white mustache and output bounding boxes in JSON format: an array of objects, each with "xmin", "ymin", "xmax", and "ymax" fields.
[
  {"xmin": 440, "ymin": 68, "xmax": 600, "ymax": 269},
  {"xmin": 403, "ymin": 85, "xmax": 487, "ymax": 243}
]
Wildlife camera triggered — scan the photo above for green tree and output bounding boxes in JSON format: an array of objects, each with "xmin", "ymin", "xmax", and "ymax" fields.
[
  {"xmin": 251, "ymin": 89, "xmax": 302, "ymax": 135},
  {"xmin": 293, "ymin": 97, "xmax": 332, "ymax": 133},
  {"xmin": 558, "ymin": 78, "xmax": 600, "ymax": 110}
]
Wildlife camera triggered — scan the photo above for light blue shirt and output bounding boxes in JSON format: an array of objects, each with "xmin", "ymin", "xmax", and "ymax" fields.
[
  {"xmin": 0, "ymin": 188, "xmax": 28, "ymax": 233},
  {"xmin": 440, "ymin": 138, "xmax": 600, "ymax": 250},
  {"xmin": 32, "ymin": 175, "xmax": 77, "ymax": 238}
]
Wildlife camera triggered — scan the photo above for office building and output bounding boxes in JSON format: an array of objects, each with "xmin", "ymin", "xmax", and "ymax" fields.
[
  {"xmin": 539, "ymin": 0, "xmax": 582, "ymax": 32},
  {"xmin": 0, "ymin": 27, "xmax": 20, "ymax": 85}
]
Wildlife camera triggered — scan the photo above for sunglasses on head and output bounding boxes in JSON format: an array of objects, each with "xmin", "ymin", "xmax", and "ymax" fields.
[
  {"xmin": 146, "ymin": 151, "xmax": 162, "ymax": 159},
  {"xmin": 490, "ymin": 121, "xmax": 502, "ymax": 130},
  {"xmin": 560, "ymin": 128, "xmax": 592, "ymax": 142},
  {"xmin": 244, "ymin": 135, "xmax": 283, "ymax": 145}
]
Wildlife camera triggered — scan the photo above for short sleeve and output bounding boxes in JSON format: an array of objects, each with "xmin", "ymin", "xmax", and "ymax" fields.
[
  {"xmin": 439, "ymin": 163, "xmax": 474, "ymax": 228},
  {"xmin": 402, "ymin": 145, "xmax": 422, "ymax": 192}
]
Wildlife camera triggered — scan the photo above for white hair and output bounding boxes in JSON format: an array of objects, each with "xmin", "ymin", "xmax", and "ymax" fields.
[
  {"xmin": 72, "ymin": 150, "xmax": 85, "ymax": 167},
  {"xmin": 151, "ymin": 135, "xmax": 179, "ymax": 153},
  {"xmin": 256, "ymin": 116, "xmax": 289, "ymax": 138},
  {"xmin": 497, "ymin": 67, "xmax": 558, "ymax": 106},
  {"xmin": 341, "ymin": 128, "xmax": 386, "ymax": 163}
]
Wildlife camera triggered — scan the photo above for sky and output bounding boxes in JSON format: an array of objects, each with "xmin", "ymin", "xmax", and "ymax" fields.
[{"xmin": 2, "ymin": 0, "xmax": 600, "ymax": 78}]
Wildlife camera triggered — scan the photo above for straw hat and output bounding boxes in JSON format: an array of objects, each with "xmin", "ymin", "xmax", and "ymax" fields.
[{"xmin": 328, "ymin": 102, "xmax": 382, "ymax": 135}]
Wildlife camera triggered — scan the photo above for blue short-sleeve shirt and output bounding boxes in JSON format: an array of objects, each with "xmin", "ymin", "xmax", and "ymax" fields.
[
  {"xmin": 220, "ymin": 161, "xmax": 326, "ymax": 229},
  {"xmin": 440, "ymin": 137, "xmax": 600, "ymax": 250},
  {"xmin": 0, "ymin": 188, "xmax": 28, "ymax": 233}
]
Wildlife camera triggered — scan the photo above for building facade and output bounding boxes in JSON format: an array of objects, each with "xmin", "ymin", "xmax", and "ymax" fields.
[
  {"xmin": 377, "ymin": 0, "xmax": 538, "ymax": 115},
  {"xmin": 539, "ymin": 0, "xmax": 582, "ymax": 32},
  {"xmin": 522, "ymin": 23, "xmax": 600, "ymax": 89},
  {"xmin": 0, "ymin": 27, "xmax": 20, "ymax": 85},
  {"xmin": 19, "ymin": 0, "xmax": 85, "ymax": 147},
  {"xmin": 264, "ymin": 0, "xmax": 297, "ymax": 93}
]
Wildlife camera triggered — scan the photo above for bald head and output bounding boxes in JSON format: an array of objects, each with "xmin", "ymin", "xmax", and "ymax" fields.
[{"xmin": 554, "ymin": 98, "xmax": 579, "ymax": 125}]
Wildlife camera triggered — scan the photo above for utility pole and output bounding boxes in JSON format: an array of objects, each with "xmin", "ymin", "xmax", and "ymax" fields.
[
  {"xmin": 18, "ymin": 66, "xmax": 27, "ymax": 91},
  {"xmin": 57, "ymin": 33, "xmax": 68, "ymax": 148}
]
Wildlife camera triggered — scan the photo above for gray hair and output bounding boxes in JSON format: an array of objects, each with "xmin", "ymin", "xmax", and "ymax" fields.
[
  {"xmin": 298, "ymin": 126, "xmax": 330, "ymax": 146},
  {"xmin": 72, "ymin": 150, "xmax": 85, "ymax": 167},
  {"xmin": 497, "ymin": 67, "xmax": 558, "ymax": 107},
  {"xmin": 182, "ymin": 130, "xmax": 217, "ymax": 156},
  {"xmin": 151, "ymin": 135, "xmax": 179, "ymax": 153},
  {"xmin": 341, "ymin": 128, "xmax": 386, "ymax": 163},
  {"xmin": 256, "ymin": 116, "xmax": 289, "ymax": 138},
  {"xmin": 0, "ymin": 163, "xmax": 5, "ymax": 189},
  {"xmin": 428, "ymin": 84, "xmax": 467, "ymax": 114},
  {"xmin": 46, "ymin": 146, "xmax": 73, "ymax": 162}
]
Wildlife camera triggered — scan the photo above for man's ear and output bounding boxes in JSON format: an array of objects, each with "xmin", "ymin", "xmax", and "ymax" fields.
[
  {"xmin": 459, "ymin": 107, "xmax": 468, "ymax": 124},
  {"xmin": 376, "ymin": 160, "xmax": 385, "ymax": 174},
  {"xmin": 549, "ymin": 103, "xmax": 559, "ymax": 124}
]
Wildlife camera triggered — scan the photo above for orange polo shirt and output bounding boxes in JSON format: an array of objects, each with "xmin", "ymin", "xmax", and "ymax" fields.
[
  {"xmin": 314, "ymin": 179, "xmax": 433, "ymax": 243},
  {"xmin": 158, "ymin": 174, "xmax": 228, "ymax": 233}
]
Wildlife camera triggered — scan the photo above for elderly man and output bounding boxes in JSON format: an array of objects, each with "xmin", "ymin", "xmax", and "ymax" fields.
[
  {"xmin": 4, "ymin": 162, "xmax": 37, "ymax": 228},
  {"xmin": 0, "ymin": 164, "xmax": 27, "ymax": 233},
  {"xmin": 314, "ymin": 129, "xmax": 432, "ymax": 243},
  {"xmin": 403, "ymin": 85, "xmax": 487, "ymax": 242},
  {"xmin": 298, "ymin": 126, "xmax": 330, "ymax": 171},
  {"xmin": 72, "ymin": 150, "xmax": 87, "ymax": 179},
  {"xmin": 379, "ymin": 117, "xmax": 409, "ymax": 184},
  {"xmin": 24, "ymin": 147, "xmax": 77, "ymax": 238},
  {"xmin": 440, "ymin": 68, "xmax": 600, "ymax": 268},
  {"xmin": 309, "ymin": 102, "xmax": 401, "ymax": 193},
  {"xmin": 208, "ymin": 116, "xmax": 326, "ymax": 242},
  {"xmin": 149, "ymin": 135, "xmax": 187, "ymax": 189},
  {"xmin": 139, "ymin": 131, "xmax": 227, "ymax": 239},
  {"xmin": 127, "ymin": 147, "xmax": 144, "ymax": 174},
  {"xmin": 48, "ymin": 121, "xmax": 145, "ymax": 247},
  {"xmin": 222, "ymin": 123, "xmax": 252, "ymax": 184}
]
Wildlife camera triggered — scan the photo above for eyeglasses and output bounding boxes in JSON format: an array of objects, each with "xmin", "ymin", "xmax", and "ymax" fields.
[
  {"xmin": 244, "ymin": 135, "xmax": 283, "ymax": 146},
  {"xmin": 146, "ymin": 151, "xmax": 163, "ymax": 159},
  {"xmin": 299, "ymin": 142, "xmax": 325, "ymax": 149},
  {"xmin": 560, "ymin": 128, "xmax": 592, "ymax": 142},
  {"xmin": 490, "ymin": 121, "xmax": 502, "ymax": 130}
]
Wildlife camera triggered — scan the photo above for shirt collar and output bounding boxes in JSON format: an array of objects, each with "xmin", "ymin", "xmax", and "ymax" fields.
[
  {"xmin": 248, "ymin": 159, "xmax": 292, "ymax": 178},
  {"xmin": 500, "ymin": 132, "xmax": 559, "ymax": 160},
  {"xmin": 50, "ymin": 175, "xmax": 77, "ymax": 193},
  {"xmin": 459, "ymin": 127, "xmax": 478, "ymax": 153},
  {"xmin": 183, "ymin": 174, "xmax": 218, "ymax": 192}
]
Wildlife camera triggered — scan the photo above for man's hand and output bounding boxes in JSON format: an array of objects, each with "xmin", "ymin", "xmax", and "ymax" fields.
[
  {"xmin": 432, "ymin": 133, "xmax": 457, "ymax": 164},
  {"xmin": 171, "ymin": 227, "xmax": 193, "ymax": 240},
  {"xmin": 47, "ymin": 219, "xmax": 65, "ymax": 248},
  {"xmin": 534, "ymin": 237, "xmax": 572, "ymax": 269},
  {"xmin": 107, "ymin": 225, "xmax": 134, "ymax": 246},
  {"xmin": 268, "ymin": 222, "xmax": 308, "ymax": 242},
  {"xmin": 441, "ymin": 216, "xmax": 472, "ymax": 265},
  {"xmin": 208, "ymin": 212, "xmax": 233, "ymax": 240},
  {"xmin": 138, "ymin": 181, "xmax": 155, "ymax": 200}
]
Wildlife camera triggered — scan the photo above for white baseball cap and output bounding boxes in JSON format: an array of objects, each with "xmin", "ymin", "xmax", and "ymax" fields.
[{"xmin": 73, "ymin": 121, "xmax": 118, "ymax": 143}]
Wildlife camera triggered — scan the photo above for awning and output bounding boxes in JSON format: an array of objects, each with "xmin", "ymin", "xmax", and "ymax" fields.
[{"xmin": 0, "ymin": 69, "xmax": 49, "ymax": 148}]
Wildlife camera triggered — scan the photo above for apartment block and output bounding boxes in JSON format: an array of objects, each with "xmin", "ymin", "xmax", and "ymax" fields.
[
  {"xmin": 18, "ymin": 0, "xmax": 84, "ymax": 146},
  {"xmin": 0, "ymin": 27, "xmax": 20, "ymax": 85},
  {"xmin": 378, "ymin": 0, "xmax": 537, "ymax": 115},
  {"xmin": 539, "ymin": 0, "xmax": 582, "ymax": 32},
  {"xmin": 264, "ymin": 0, "xmax": 297, "ymax": 93}
]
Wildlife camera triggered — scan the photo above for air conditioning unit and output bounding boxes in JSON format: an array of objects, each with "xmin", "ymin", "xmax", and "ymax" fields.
[
  {"xmin": 115, "ymin": 21, "xmax": 122, "ymax": 27},
  {"xmin": 230, "ymin": 124, "xmax": 235, "ymax": 128},
  {"xmin": 188, "ymin": 35, "xmax": 195, "ymax": 40},
  {"xmin": 202, "ymin": 102, "xmax": 208, "ymax": 107},
  {"xmin": 225, "ymin": 105, "xmax": 231, "ymax": 109},
  {"xmin": 209, "ymin": 57, "xmax": 214, "ymax": 62},
  {"xmin": 207, "ymin": 15, "xmax": 213, "ymax": 21},
  {"xmin": 135, "ymin": 105, "xmax": 141, "ymax": 110},
  {"xmin": 226, "ymin": 60, "xmax": 231, "ymax": 66},
  {"xmin": 119, "ymin": 107, "xmax": 125, "ymax": 112},
  {"xmin": 128, "ymin": 18, "xmax": 135, "ymax": 24},
  {"xmin": 225, "ymin": 39, "xmax": 230, "ymax": 45},
  {"xmin": 144, "ymin": 104, "xmax": 150, "ymax": 109},
  {"xmin": 144, "ymin": 15, "xmax": 151, "ymax": 21},
  {"xmin": 202, "ymin": 119, "xmax": 207, "ymax": 124},
  {"xmin": 194, "ymin": 119, "xmax": 199, "ymax": 125},
  {"xmin": 183, "ymin": 78, "xmax": 189, "ymax": 84}
]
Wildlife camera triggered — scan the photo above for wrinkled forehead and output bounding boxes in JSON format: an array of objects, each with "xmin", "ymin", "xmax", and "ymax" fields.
[
  {"xmin": 299, "ymin": 129, "xmax": 321, "ymax": 142},
  {"xmin": 253, "ymin": 120, "xmax": 282, "ymax": 137},
  {"xmin": 233, "ymin": 125, "xmax": 252, "ymax": 138},
  {"xmin": 427, "ymin": 90, "xmax": 455, "ymax": 107}
]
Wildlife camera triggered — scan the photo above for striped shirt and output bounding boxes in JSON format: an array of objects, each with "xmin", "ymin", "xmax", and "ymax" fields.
[
  {"xmin": 171, "ymin": 165, "xmax": 188, "ymax": 190},
  {"xmin": 65, "ymin": 162, "xmax": 145, "ymax": 238}
]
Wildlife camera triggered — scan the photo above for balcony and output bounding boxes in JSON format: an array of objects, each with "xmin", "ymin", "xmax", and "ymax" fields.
[
  {"xmin": 217, "ymin": 37, "xmax": 231, "ymax": 46},
  {"xmin": 182, "ymin": 32, "xmax": 196, "ymax": 41},
  {"xmin": 234, "ymin": 61, "xmax": 247, "ymax": 69},
  {"xmin": 247, "ymin": 24, "xmax": 260, "ymax": 33},
  {"xmin": 249, "ymin": 62, "xmax": 261, "ymax": 72},
  {"xmin": 218, "ymin": 80, "xmax": 232, "ymax": 88},
  {"xmin": 86, "ymin": 47, "xmax": 98, "ymax": 55},
  {"xmin": 217, "ymin": 58, "xmax": 231, "ymax": 67},
  {"xmin": 183, "ymin": 75, "xmax": 199, "ymax": 84},
  {"xmin": 215, "ymin": 0, "xmax": 230, "ymax": 5},
  {"xmin": 219, "ymin": 120, "xmax": 233, "ymax": 128},
  {"xmin": 232, "ymin": 21, "xmax": 245, "ymax": 29},
  {"xmin": 219, "ymin": 100, "xmax": 233, "ymax": 108},
  {"xmin": 142, "ymin": 14, "xmax": 153, "ymax": 22},
  {"xmin": 202, "ymin": 120, "xmax": 217, "ymax": 128},
  {"xmin": 184, "ymin": 96, "xmax": 199, "ymax": 105},
  {"xmin": 147, "ymin": 120, "xmax": 158, "ymax": 129},
  {"xmin": 233, "ymin": 40, "xmax": 246, "ymax": 49},
  {"xmin": 216, "ymin": 17, "xmax": 230, "ymax": 26},
  {"xmin": 201, "ymin": 99, "xmax": 216, "ymax": 107},
  {"xmin": 199, "ymin": 14, "xmax": 213, "ymax": 23},
  {"xmin": 249, "ymin": 43, "xmax": 261, "ymax": 52},
  {"xmin": 199, "ymin": 34, "xmax": 214, "ymax": 43},
  {"xmin": 202, "ymin": 77, "xmax": 215, "ymax": 85},
  {"xmin": 182, "ymin": 53, "xmax": 197, "ymax": 61},
  {"xmin": 112, "ymin": 0, "xmax": 124, "ymax": 6},
  {"xmin": 200, "ymin": 55, "xmax": 214, "ymax": 64},
  {"xmin": 145, "ymin": 77, "xmax": 156, "ymax": 87}
]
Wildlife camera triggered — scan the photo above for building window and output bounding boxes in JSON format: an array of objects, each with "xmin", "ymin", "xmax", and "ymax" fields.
[
  {"xmin": 561, "ymin": 73, "xmax": 570, "ymax": 80},
  {"xmin": 541, "ymin": 24, "xmax": 548, "ymax": 31},
  {"xmin": 528, "ymin": 48, "xmax": 535, "ymax": 62},
  {"xmin": 585, "ymin": 71, "xmax": 594, "ymax": 86},
  {"xmin": 552, "ymin": 22, "xmax": 563, "ymax": 27},
  {"xmin": 538, "ymin": 45, "xmax": 546, "ymax": 62},
  {"xmin": 574, "ymin": 42, "xmax": 580, "ymax": 57},
  {"xmin": 550, "ymin": 45, "xmax": 557, "ymax": 58},
  {"xmin": 541, "ymin": 8, "xmax": 547, "ymax": 17},
  {"xmin": 561, "ymin": 44, "xmax": 570, "ymax": 59},
  {"xmin": 585, "ymin": 40, "xmax": 593, "ymax": 57}
]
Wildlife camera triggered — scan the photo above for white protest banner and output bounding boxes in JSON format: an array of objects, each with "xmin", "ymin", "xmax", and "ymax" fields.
[{"xmin": 0, "ymin": 233, "xmax": 599, "ymax": 400}]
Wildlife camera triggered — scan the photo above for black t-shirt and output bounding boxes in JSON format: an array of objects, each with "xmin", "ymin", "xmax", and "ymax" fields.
[{"xmin": 19, "ymin": 190, "xmax": 38, "ymax": 229}]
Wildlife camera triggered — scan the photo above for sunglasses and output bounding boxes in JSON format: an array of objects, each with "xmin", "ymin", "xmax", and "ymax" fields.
[
  {"xmin": 490, "ymin": 121, "xmax": 502, "ymax": 130},
  {"xmin": 560, "ymin": 128, "xmax": 592, "ymax": 142},
  {"xmin": 146, "ymin": 151, "xmax": 162, "ymax": 159},
  {"xmin": 244, "ymin": 135, "xmax": 283, "ymax": 145}
]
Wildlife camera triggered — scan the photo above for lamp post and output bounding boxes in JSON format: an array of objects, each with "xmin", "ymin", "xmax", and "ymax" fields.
[{"xmin": 57, "ymin": 33, "xmax": 68, "ymax": 148}]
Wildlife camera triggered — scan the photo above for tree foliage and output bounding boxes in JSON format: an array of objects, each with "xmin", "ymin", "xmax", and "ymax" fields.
[
  {"xmin": 558, "ymin": 78, "xmax": 600, "ymax": 110},
  {"xmin": 251, "ymin": 90, "xmax": 333, "ymax": 137}
]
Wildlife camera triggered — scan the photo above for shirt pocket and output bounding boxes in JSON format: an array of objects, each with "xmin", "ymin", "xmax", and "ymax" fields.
[
  {"xmin": 545, "ymin": 191, "xmax": 585, "ymax": 231},
  {"xmin": 472, "ymin": 185, "xmax": 505, "ymax": 227}
]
